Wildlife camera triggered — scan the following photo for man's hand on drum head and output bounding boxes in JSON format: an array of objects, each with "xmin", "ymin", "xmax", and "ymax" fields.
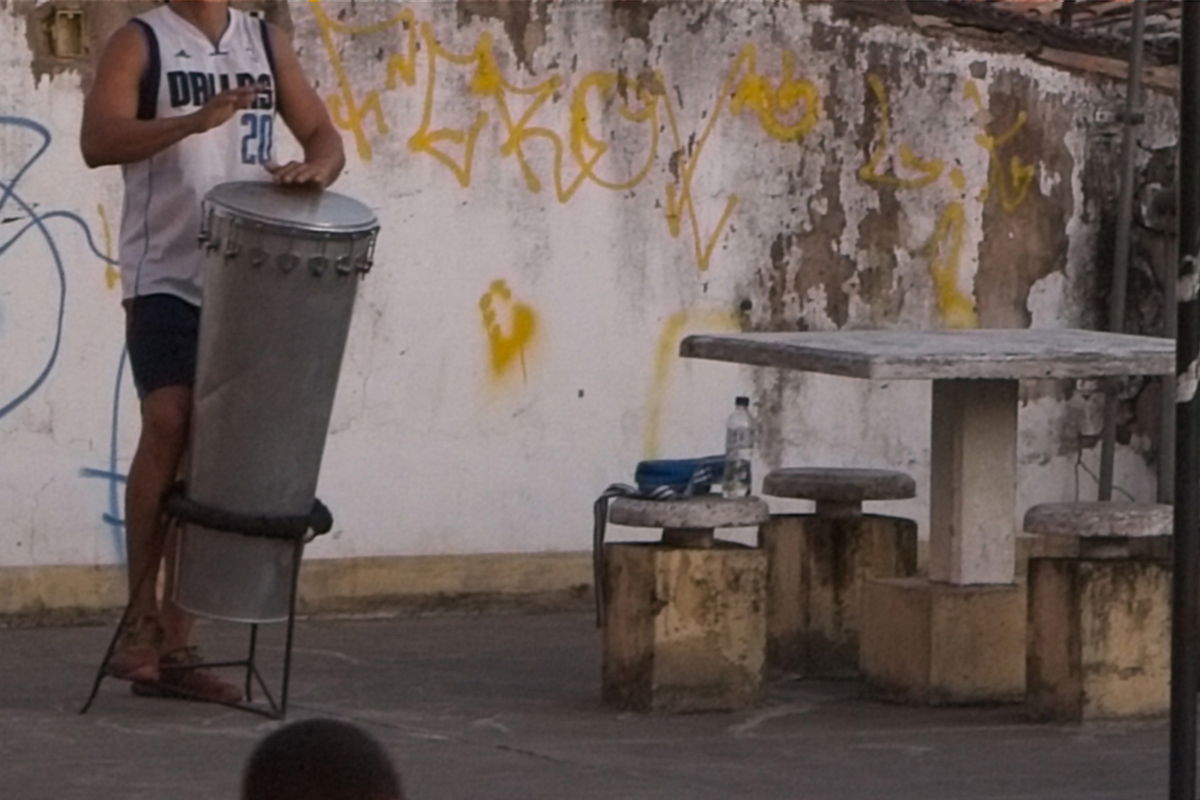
[
  {"xmin": 190, "ymin": 86, "xmax": 259, "ymax": 134},
  {"xmin": 264, "ymin": 158, "xmax": 340, "ymax": 190}
]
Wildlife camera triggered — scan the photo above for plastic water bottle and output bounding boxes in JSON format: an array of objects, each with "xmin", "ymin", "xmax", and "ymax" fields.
[{"xmin": 723, "ymin": 396, "xmax": 753, "ymax": 498}]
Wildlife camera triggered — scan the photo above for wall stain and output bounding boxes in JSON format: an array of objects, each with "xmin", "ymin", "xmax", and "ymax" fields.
[
  {"xmin": 611, "ymin": 0, "xmax": 661, "ymax": 45},
  {"xmin": 974, "ymin": 71, "xmax": 1067, "ymax": 329},
  {"xmin": 855, "ymin": 194, "xmax": 906, "ymax": 325},
  {"xmin": 777, "ymin": 161, "xmax": 856, "ymax": 331},
  {"xmin": 831, "ymin": 0, "xmax": 914, "ymax": 29},
  {"xmin": 456, "ymin": 0, "xmax": 548, "ymax": 74},
  {"xmin": 17, "ymin": 0, "xmax": 291, "ymax": 90}
]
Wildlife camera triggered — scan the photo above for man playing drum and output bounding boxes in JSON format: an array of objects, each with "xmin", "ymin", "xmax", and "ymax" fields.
[{"xmin": 81, "ymin": 0, "xmax": 345, "ymax": 702}]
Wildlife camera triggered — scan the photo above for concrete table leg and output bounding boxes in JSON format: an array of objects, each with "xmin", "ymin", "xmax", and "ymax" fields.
[
  {"xmin": 860, "ymin": 576, "xmax": 1026, "ymax": 705},
  {"xmin": 929, "ymin": 378, "xmax": 1018, "ymax": 585},
  {"xmin": 858, "ymin": 380, "xmax": 1025, "ymax": 704}
]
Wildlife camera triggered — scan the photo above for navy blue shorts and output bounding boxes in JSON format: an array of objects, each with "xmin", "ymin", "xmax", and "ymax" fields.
[{"xmin": 125, "ymin": 294, "xmax": 199, "ymax": 399}]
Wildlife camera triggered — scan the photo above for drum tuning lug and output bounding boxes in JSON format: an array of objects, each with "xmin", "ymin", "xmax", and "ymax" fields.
[
  {"xmin": 197, "ymin": 205, "xmax": 213, "ymax": 247},
  {"xmin": 334, "ymin": 256, "xmax": 353, "ymax": 275},
  {"xmin": 223, "ymin": 243, "xmax": 240, "ymax": 259},
  {"xmin": 276, "ymin": 253, "xmax": 300, "ymax": 273},
  {"xmin": 309, "ymin": 256, "xmax": 330, "ymax": 277},
  {"xmin": 249, "ymin": 248, "xmax": 267, "ymax": 268},
  {"xmin": 205, "ymin": 236, "xmax": 221, "ymax": 254},
  {"xmin": 359, "ymin": 231, "xmax": 379, "ymax": 273}
]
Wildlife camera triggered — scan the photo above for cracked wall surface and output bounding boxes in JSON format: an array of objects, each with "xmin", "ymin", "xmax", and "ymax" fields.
[{"xmin": 0, "ymin": 1, "xmax": 1179, "ymax": 574}]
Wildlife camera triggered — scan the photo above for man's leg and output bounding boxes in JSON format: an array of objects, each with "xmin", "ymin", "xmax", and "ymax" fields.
[
  {"xmin": 109, "ymin": 385, "xmax": 191, "ymax": 679},
  {"xmin": 125, "ymin": 386, "xmax": 191, "ymax": 610},
  {"xmin": 119, "ymin": 294, "xmax": 242, "ymax": 702},
  {"xmin": 160, "ymin": 520, "xmax": 194, "ymax": 653},
  {"xmin": 114, "ymin": 294, "xmax": 199, "ymax": 681},
  {"xmin": 127, "ymin": 396, "xmax": 242, "ymax": 704}
]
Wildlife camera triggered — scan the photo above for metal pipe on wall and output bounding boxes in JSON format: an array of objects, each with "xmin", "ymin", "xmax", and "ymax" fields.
[
  {"xmin": 1098, "ymin": 0, "xmax": 1147, "ymax": 501},
  {"xmin": 1162, "ymin": 217, "xmax": 1179, "ymax": 505},
  {"xmin": 1169, "ymin": 3, "xmax": 1200, "ymax": 797}
]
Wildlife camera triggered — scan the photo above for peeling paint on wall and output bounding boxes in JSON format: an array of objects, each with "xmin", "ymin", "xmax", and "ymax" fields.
[
  {"xmin": 15, "ymin": 0, "xmax": 291, "ymax": 89},
  {"xmin": 0, "ymin": 0, "xmax": 1180, "ymax": 573}
]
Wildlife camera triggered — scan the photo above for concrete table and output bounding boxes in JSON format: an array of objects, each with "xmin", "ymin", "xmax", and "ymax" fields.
[
  {"xmin": 681, "ymin": 328, "xmax": 1175, "ymax": 703},
  {"xmin": 681, "ymin": 328, "xmax": 1174, "ymax": 584}
]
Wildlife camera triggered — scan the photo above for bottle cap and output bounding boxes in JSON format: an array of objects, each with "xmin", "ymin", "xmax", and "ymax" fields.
[{"xmin": 735, "ymin": 396, "xmax": 749, "ymax": 407}]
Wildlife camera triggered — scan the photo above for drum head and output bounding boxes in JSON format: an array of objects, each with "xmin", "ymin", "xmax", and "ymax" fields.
[{"xmin": 205, "ymin": 181, "xmax": 378, "ymax": 235}]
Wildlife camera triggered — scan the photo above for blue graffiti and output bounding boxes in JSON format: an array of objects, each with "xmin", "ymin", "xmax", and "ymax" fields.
[
  {"xmin": 1, "ymin": 116, "xmax": 127, "ymax": 554},
  {"xmin": 0, "ymin": 117, "xmax": 68, "ymax": 419},
  {"xmin": 0, "ymin": 116, "xmax": 118, "ymax": 417},
  {"xmin": 78, "ymin": 348, "xmax": 130, "ymax": 554}
]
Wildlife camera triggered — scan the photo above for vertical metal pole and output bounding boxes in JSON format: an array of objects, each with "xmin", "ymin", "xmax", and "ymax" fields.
[
  {"xmin": 1163, "ymin": 231, "xmax": 1180, "ymax": 505},
  {"xmin": 1170, "ymin": 4, "xmax": 1200, "ymax": 798},
  {"xmin": 1099, "ymin": 0, "xmax": 1148, "ymax": 501},
  {"xmin": 245, "ymin": 624, "xmax": 259, "ymax": 704},
  {"xmin": 278, "ymin": 535, "xmax": 306, "ymax": 719}
]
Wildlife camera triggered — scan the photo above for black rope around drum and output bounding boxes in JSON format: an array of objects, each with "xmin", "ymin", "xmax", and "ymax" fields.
[{"xmin": 162, "ymin": 482, "xmax": 334, "ymax": 541}]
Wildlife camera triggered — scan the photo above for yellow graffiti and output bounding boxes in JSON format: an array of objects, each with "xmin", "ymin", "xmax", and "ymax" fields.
[
  {"xmin": 309, "ymin": 1, "xmax": 821, "ymax": 273},
  {"xmin": 660, "ymin": 69, "xmax": 739, "ymax": 274},
  {"xmin": 559, "ymin": 71, "xmax": 661, "ymax": 198},
  {"xmin": 479, "ymin": 280, "xmax": 538, "ymax": 382},
  {"xmin": 97, "ymin": 204, "xmax": 117, "ymax": 290},
  {"xmin": 926, "ymin": 200, "xmax": 978, "ymax": 329},
  {"xmin": 858, "ymin": 74, "xmax": 944, "ymax": 189},
  {"xmin": 731, "ymin": 49, "xmax": 821, "ymax": 143},
  {"xmin": 309, "ymin": 1, "xmax": 412, "ymax": 161},
  {"xmin": 659, "ymin": 44, "xmax": 821, "ymax": 271},
  {"xmin": 406, "ymin": 27, "xmax": 495, "ymax": 187},
  {"xmin": 643, "ymin": 310, "xmax": 740, "ymax": 459},
  {"xmin": 964, "ymin": 80, "xmax": 1037, "ymax": 212},
  {"xmin": 858, "ymin": 75, "xmax": 1038, "ymax": 328}
]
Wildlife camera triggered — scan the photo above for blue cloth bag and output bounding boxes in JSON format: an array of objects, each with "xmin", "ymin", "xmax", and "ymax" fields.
[
  {"xmin": 633, "ymin": 455, "xmax": 725, "ymax": 497},
  {"xmin": 593, "ymin": 456, "xmax": 726, "ymax": 625}
]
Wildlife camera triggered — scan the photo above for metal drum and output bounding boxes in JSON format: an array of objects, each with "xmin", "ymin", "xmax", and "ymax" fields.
[{"xmin": 174, "ymin": 181, "xmax": 379, "ymax": 622}]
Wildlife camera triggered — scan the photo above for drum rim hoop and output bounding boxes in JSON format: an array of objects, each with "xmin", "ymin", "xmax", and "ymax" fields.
[
  {"xmin": 207, "ymin": 204, "xmax": 380, "ymax": 237},
  {"xmin": 204, "ymin": 182, "xmax": 379, "ymax": 235}
]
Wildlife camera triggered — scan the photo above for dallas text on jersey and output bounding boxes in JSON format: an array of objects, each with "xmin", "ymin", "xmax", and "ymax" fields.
[{"xmin": 166, "ymin": 71, "xmax": 275, "ymax": 111}]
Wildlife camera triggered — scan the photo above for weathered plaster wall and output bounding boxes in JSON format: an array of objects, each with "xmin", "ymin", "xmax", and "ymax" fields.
[{"xmin": 0, "ymin": 2, "xmax": 1179, "ymax": 587}]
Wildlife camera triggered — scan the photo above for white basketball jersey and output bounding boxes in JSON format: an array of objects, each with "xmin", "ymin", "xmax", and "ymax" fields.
[{"xmin": 118, "ymin": 4, "xmax": 277, "ymax": 305}]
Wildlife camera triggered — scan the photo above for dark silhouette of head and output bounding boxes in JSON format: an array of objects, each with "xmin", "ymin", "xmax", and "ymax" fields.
[{"xmin": 241, "ymin": 718, "xmax": 404, "ymax": 800}]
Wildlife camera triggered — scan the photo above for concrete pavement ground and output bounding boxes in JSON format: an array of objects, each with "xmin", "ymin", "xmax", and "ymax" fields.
[{"xmin": 0, "ymin": 611, "xmax": 1171, "ymax": 799}]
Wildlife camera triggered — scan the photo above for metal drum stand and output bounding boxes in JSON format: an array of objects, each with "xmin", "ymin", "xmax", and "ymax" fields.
[{"xmin": 80, "ymin": 485, "xmax": 333, "ymax": 719}]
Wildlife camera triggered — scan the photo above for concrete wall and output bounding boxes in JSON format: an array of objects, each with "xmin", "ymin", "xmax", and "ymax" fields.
[{"xmin": 0, "ymin": 1, "xmax": 1179, "ymax": 615}]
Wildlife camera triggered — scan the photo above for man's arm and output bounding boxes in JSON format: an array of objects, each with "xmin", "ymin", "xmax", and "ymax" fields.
[
  {"xmin": 81, "ymin": 24, "xmax": 258, "ymax": 168},
  {"xmin": 264, "ymin": 24, "xmax": 345, "ymax": 188}
]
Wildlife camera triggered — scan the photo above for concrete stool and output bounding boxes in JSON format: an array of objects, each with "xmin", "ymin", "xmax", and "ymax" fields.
[
  {"xmin": 1024, "ymin": 501, "xmax": 1172, "ymax": 722},
  {"xmin": 758, "ymin": 468, "xmax": 917, "ymax": 676},
  {"xmin": 602, "ymin": 496, "xmax": 769, "ymax": 712}
]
